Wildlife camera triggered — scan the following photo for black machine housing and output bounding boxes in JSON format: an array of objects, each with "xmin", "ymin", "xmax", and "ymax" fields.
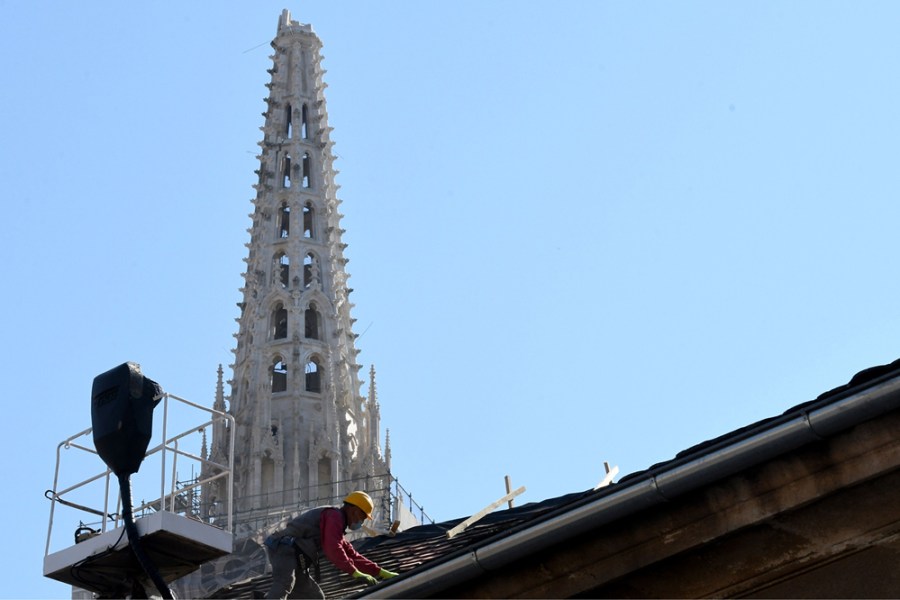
[{"xmin": 90, "ymin": 362, "xmax": 163, "ymax": 476}]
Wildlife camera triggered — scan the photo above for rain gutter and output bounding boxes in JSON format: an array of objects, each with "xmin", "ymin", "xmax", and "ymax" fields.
[{"xmin": 361, "ymin": 372, "xmax": 900, "ymax": 598}]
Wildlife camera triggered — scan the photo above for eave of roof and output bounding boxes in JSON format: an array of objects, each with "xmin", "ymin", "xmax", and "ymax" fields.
[{"xmin": 358, "ymin": 358, "xmax": 900, "ymax": 598}]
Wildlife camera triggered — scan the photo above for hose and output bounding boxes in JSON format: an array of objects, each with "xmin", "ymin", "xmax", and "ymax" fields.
[{"xmin": 118, "ymin": 474, "xmax": 174, "ymax": 599}]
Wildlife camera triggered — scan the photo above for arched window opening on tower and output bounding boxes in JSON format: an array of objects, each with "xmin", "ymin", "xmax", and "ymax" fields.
[
  {"xmin": 301, "ymin": 152, "xmax": 311, "ymax": 188},
  {"xmin": 301, "ymin": 104, "xmax": 309, "ymax": 139},
  {"xmin": 303, "ymin": 253, "xmax": 317, "ymax": 289},
  {"xmin": 303, "ymin": 202, "xmax": 315, "ymax": 239},
  {"xmin": 278, "ymin": 202, "xmax": 290, "ymax": 238},
  {"xmin": 285, "ymin": 104, "xmax": 293, "ymax": 139},
  {"xmin": 305, "ymin": 358, "xmax": 321, "ymax": 393},
  {"xmin": 282, "ymin": 153, "xmax": 292, "ymax": 188},
  {"xmin": 305, "ymin": 303, "xmax": 321, "ymax": 340},
  {"xmin": 271, "ymin": 358, "xmax": 288, "ymax": 393},
  {"xmin": 272, "ymin": 303, "xmax": 288, "ymax": 340},
  {"xmin": 274, "ymin": 252, "xmax": 290, "ymax": 288}
]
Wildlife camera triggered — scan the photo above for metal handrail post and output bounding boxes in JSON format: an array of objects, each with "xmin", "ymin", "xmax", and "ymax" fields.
[
  {"xmin": 160, "ymin": 393, "xmax": 169, "ymax": 511},
  {"xmin": 45, "ymin": 428, "xmax": 93, "ymax": 556},
  {"xmin": 102, "ymin": 469, "xmax": 112, "ymax": 532},
  {"xmin": 169, "ymin": 438, "xmax": 179, "ymax": 513}
]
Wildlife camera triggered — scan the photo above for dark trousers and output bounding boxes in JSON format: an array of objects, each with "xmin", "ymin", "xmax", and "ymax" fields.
[{"xmin": 264, "ymin": 543, "xmax": 324, "ymax": 599}]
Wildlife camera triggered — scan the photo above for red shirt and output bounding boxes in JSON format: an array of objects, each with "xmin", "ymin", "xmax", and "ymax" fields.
[{"xmin": 319, "ymin": 507, "xmax": 381, "ymax": 576}]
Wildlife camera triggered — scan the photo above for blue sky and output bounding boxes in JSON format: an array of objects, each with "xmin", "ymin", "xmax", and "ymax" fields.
[{"xmin": 4, "ymin": 2, "xmax": 900, "ymax": 597}]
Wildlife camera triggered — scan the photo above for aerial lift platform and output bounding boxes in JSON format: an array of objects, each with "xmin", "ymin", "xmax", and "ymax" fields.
[{"xmin": 43, "ymin": 365, "xmax": 234, "ymax": 597}]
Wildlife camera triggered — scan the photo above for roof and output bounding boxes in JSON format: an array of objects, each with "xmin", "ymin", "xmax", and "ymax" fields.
[
  {"xmin": 211, "ymin": 491, "xmax": 589, "ymax": 598},
  {"xmin": 212, "ymin": 357, "xmax": 900, "ymax": 599}
]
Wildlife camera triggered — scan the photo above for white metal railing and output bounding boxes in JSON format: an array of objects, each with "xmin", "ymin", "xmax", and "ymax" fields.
[{"xmin": 44, "ymin": 392, "xmax": 234, "ymax": 558}]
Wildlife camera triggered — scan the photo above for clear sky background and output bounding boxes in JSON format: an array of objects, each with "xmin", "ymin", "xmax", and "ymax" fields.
[{"xmin": 4, "ymin": 2, "xmax": 900, "ymax": 597}]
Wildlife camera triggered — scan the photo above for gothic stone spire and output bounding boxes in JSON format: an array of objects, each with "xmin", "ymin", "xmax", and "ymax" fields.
[{"xmin": 223, "ymin": 9, "xmax": 386, "ymax": 531}]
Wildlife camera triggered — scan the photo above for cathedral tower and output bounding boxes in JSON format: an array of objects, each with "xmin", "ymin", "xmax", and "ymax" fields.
[{"xmin": 215, "ymin": 9, "xmax": 388, "ymax": 535}]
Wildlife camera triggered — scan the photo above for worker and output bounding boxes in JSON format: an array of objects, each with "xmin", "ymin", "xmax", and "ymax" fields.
[{"xmin": 263, "ymin": 490, "xmax": 399, "ymax": 599}]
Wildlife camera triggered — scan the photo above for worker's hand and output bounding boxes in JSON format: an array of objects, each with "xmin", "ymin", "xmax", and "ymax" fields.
[
  {"xmin": 378, "ymin": 568, "xmax": 399, "ymax": 579},
  {"xmin": 352, "ymin": 570, "xmax": 378, "ymax": 585}
]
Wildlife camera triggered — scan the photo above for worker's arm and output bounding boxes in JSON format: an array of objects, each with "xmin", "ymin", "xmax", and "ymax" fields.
[{"xmin": 320, "ymin": 509, "xmax": 381, "ymax": 577}]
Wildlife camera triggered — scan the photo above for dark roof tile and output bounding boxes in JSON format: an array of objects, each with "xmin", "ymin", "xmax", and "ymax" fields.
[{"xmin": 211, "ymin": 492, "xmax": 588, "ymax": 598}]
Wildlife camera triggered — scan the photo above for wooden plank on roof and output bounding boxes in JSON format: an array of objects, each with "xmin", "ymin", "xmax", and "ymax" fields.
[
  {"xmin": 594, "ymin": 461, "xmax": 619, "ymax": 490},
  {"xmin": 446, "ymin": 486, "xmax": 526, "ymax": 539}
]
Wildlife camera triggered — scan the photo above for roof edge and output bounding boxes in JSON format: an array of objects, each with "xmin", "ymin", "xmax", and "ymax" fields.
[{"xmin": 361, "ymin": 368, "xmax": 900, "ymax": 598}]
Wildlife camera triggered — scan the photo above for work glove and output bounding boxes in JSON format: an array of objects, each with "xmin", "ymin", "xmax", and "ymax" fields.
[
  {"xmin": 378, "ymin": 568, "xmax": 399, "ymax": 579},
  {"xmin": 352, "ymin": 570, "xmax": 378, "ymax": 585}
]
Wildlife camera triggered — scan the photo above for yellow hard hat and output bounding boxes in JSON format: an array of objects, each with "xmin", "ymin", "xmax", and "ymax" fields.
[{"xmin": 343, "ymin": 490, "xmax": 374, "ymax": 519}]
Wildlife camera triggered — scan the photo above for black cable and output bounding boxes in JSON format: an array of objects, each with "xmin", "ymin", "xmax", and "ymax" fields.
[
  {"xmin": 119, "ymin": 474, "xmax": 175, "ymax": 599},
  {"xmin": 68, "ymin": 526, "xmax": 128, "ymax": 595}
]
